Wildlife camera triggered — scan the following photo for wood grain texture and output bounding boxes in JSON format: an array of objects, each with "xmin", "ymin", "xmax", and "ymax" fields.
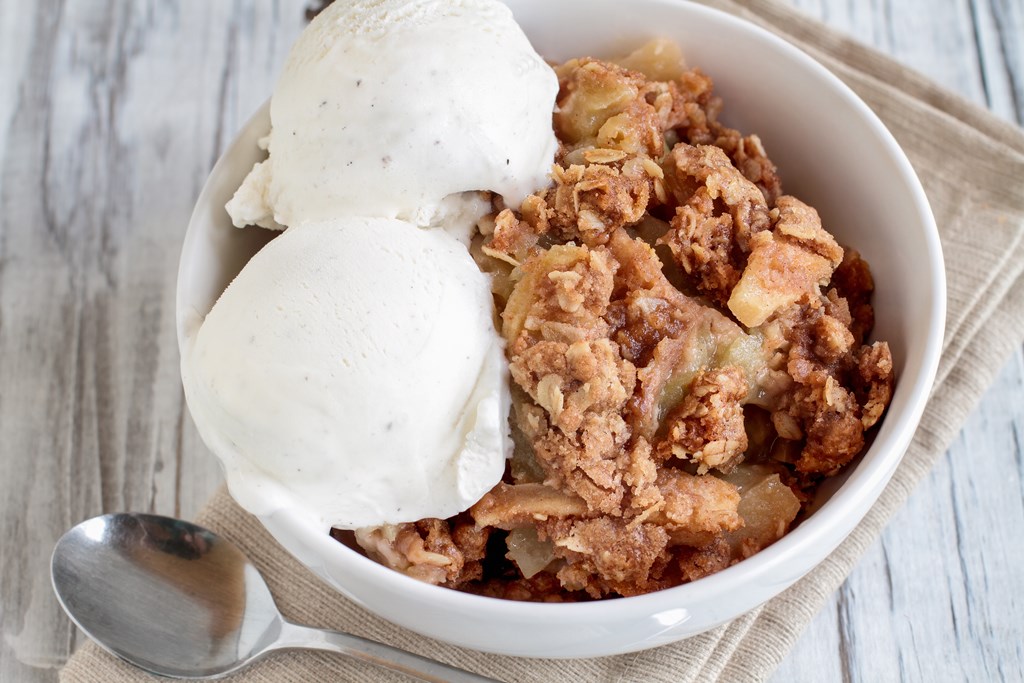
[
  {"xmin": 0, "ymin": 3, "xmax": 306, "ymax": 680},
  {"xmin": 772, "ymin": 1, "xmax": 1024, "ymax": 681},
  {"xmin": 0, "ymin": 1, "xmax": 1020, "ymax": 682}
]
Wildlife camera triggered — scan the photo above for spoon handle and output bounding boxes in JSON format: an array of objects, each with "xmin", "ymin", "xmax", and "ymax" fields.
[{"xmin": 275, "ymin": 621, "xmax": 502, "ymax": 682}]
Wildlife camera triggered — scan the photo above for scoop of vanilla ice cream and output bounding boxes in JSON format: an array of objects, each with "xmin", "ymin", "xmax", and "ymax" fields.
[
  {"xmin": 181, "ymin": 218, "xmax": 510, "ymax": 530},
  {"xmin": 226, "ymin": 0, "xmax": 558, "ymax": 228}
]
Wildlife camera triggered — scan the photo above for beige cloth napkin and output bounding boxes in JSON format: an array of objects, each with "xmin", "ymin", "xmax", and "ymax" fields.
[{"xmin": 61, "ymin": 0, "xmax": 1024, "ymax": 681}]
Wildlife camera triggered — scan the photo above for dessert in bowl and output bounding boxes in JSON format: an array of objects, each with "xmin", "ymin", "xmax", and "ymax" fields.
[{"xmin": 177, "ymin": 0, "xmax": 944, "ymax": 658}]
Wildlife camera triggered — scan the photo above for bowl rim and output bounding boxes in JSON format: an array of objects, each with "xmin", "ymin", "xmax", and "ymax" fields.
[{"xmin": 178, "ymin": 0, "xmax": 946, "ymax": 625}]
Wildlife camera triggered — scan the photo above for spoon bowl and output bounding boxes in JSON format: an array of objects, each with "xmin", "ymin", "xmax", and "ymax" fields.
[{"xmin": 51, "ymin": 513, "xmax": 495, "ymax": 681}]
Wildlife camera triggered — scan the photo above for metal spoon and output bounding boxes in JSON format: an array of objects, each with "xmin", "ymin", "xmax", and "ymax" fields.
[{"xmin": 51, "ymin": 512, "xmax": 499, "ymax": 682}]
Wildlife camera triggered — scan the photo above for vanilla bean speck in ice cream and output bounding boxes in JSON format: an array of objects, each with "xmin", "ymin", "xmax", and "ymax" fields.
[
  {"xmin": 226, "ymin": 0, "xmax": 558, "ymax": 229},
  {"xmin": 181, "ymin": 0, "xmax": 558, "ymax": 531}
]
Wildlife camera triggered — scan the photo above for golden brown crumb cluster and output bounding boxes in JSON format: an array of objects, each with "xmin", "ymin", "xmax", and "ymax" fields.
[{"xmin": 348, "ymin": 40, "xmax": 895, "ymax": 600}]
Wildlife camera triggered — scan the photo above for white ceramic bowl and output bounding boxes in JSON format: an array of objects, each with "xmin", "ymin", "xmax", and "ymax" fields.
[{"xmin": 177, "ymin": 0, "xmax": 945, "ymax": 658}]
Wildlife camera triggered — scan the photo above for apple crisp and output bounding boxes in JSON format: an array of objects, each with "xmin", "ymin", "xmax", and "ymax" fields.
[{"xmin": 337, "ymin": 39, "xmax": 894, "ymax": 600}]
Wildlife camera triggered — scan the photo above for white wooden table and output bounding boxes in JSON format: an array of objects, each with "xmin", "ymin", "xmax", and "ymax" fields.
[
  {"xmin": 773, "ymin": 2, "xmax": 1024, "ymax": 681},
  {"xmin": 0, "ymin": 2, "xmax": 1020, "ymax": 681}
]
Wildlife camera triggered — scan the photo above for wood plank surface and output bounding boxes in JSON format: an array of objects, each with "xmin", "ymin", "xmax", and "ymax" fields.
[
  {"xmin": 773, "ymin": 1, "xmax": 1024, "ymax": 681},
  {"xmin": 0, "ymin": 4, "xmax": 303, "ymax": 679},
  {"xmin": 0, "ymin": 1, "xmax": 1020, "ymax": 682}
]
